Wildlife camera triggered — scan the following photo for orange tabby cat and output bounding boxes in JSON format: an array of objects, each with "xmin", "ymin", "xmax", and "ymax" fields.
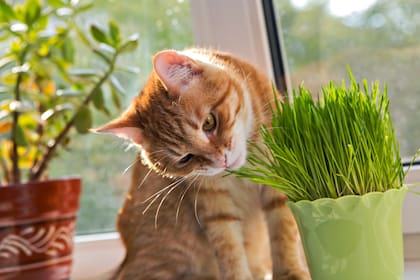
[{"xmin": 96, "ymin": 49, "xmax": 309, "ymax": 280}]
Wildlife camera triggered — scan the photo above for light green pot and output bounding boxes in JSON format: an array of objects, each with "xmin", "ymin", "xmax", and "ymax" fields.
[{"xmin": 288, "ymin": 188, "xmax": 407, "ymax": 280}]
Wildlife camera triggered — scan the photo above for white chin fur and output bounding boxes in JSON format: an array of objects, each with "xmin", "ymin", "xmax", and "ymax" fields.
[
  {"xmin": 227, "ymin": 153, "xmax": 246, "ymax": 170},
  {"xmin": 194, "ymin": 168, "xmax": 225, "ymax": 177}
]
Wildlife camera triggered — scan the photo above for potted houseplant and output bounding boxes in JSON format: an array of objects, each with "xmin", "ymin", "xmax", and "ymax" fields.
[
  {"xmin": 236, "ymin": 71, "xmax": 413, "ymax": 280},
  {"xmin": 0, "ymin": 0, "xmax": 138, "ymax": 279}
]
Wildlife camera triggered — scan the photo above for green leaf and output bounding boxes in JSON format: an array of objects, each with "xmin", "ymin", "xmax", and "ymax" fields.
[
  {"xmin": 0, "ymin": 99, "xmax": 12, "ymax": 110},
  {"xmin": 68, "ymin": 68, "xmax": 101, "ymax": 77},
  {"xmin": 56, "ymin": 7, "xmax": 73, "ymax": 17},
  {"xmin": 55, "ymin": 103, "xmax": 74, "ymax": 111},
  {"xmin": 2, "ymin": 72, "xmax": 17, "ymax": 86},
  {"xmin": 74, "ymin": 106, "xmax": 92, "ymax": 133},
  {"xmin": 13, "ymin": 5, "xmax": 25, "ymax": 22},
  {"xmin": 36, "ymin": 15, "xmax": 50, "ymax": 33},
  {"xmin": 92, "ymin": 87, "xmax": 105, "ymax": 110},
  {"xmin": 118, "ymin": 34, "xmax": 139, "ymax": 54},
  {"xmin": 61, "ymin": 36, "xmax": 75, "ymax": 63},
  {"xmin": 90, "ymin": 24, "xmax": 111, "ymax": 45},
  {"xmin": 41, "ymin": 102, "xmax": 74, "ymax": 120},
  {"xmin": 0, "ymin": 27, "xmax": 9, "ymax": 42},
  {"xmin": 73, "ymin": 3, "xmax": 94, "ymax": 14},
  {"xmin": 92, "ymin": 87, "xmax": 111, "ymax": 115},
  {"xmin": 98, "ymin": 43, "xmax": 116, "ymax": 55},
  {"xmin": 110, "ymin": 86, "xmax": 121, "ymax": 109},
  {"xmin": 0, "ymin": 0, "xmax": 16, "ymax": 21},
  {"xmin": 46, "ymin": 0, "xmax": 66, "ymax": 8},
  {"xmin": 16, "ymin": 125, "xmax": 28, "ymax": 146},
  {"xmin": 74, "ymin": 24, "xmax": 90, "ymax": 46},
  {"xmin": 92, "ymin": 48, "xmax": 112, "ymax": 64},
  {"xmin": 40, "ymin": 108, "xmax": 54, "ymax": 121},
  {"xmin": 0, "ymin": 86, "xmax": 10, "ymax": 94},
  {"xmin": 37, "ymin": 43, "xmax": 50, "ymax": 57},
  {"xmin": 56, "ymin": 89, "xmax": 82, "ymax": 97},
  {"xmin": 0, "ymin": 57, "xmax": 15, "ymax": 71},
  {"xmin": 116, "ymin": 65, "xmax": 140, "ymax": 74},
  {"xmin": 51, "ymin": 57, "xmax": 71, "ymax": 82},
  {"xmin": 109, "ymin": 75, "xmax": 125, "ymax": 95},
  {"xmin": 24, "ymin": 0, "xmax": 41, "ymax": 26},
  {"xmin": 108, "ymin": 20, "xmax": 120, "ymax": 46}
]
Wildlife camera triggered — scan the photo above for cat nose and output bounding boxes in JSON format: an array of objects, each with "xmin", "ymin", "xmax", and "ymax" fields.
[{"xmin": 213, "ymin": 153, "xmax": 227, "ymax": 168}]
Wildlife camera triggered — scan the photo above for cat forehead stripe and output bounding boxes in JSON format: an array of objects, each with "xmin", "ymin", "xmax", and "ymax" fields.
[{"xmin": 212, "ymin": 82, "xmax": 232, "ymax": 110}]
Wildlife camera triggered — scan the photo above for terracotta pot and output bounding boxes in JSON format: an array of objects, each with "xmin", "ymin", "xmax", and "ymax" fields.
[{"xmin": 0, "ymin": 178, "xmax": 81, "ymax": 280}]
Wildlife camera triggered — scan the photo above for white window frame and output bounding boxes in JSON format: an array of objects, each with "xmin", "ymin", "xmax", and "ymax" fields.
[{"xmin": 72, "ymin": 0, "xmax": 420, "ymax": 278}]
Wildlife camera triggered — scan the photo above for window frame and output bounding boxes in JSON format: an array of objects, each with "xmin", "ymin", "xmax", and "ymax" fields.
[{"xmin": 72, "ymin": 0, "xmax": 420, "ymax": 277}]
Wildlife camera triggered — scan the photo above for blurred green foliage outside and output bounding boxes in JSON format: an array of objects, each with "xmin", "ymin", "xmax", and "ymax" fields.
[
  {"xmin": 274, "ymin": 0, "xmax": 420, "ymax": 158},
  {"xmin": 49, "ymin": 0, "xmax": 193, "ymax": 233}
]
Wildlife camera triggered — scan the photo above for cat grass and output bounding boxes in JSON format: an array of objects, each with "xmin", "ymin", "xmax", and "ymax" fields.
[{"xmin": 235, "ymin": 71, "xmax": 405, "ymax": 202}]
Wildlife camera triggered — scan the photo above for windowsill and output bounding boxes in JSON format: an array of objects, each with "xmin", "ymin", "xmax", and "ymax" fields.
[
  {"xmin": 71, "ymin": 232, "xmax": 420, "ymax": 279},
  {"xmin": 72, "ymin": 233, "xmax": 125, "ymax": 280}
]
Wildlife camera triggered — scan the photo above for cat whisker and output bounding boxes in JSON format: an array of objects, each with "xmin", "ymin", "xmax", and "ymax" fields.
[
  {"xmin": 137, "ymin": 167, "xmax": 154, "ymax": 189},
  {"xmin": 123, "ymin": 157, "xmax": 142, "ymax": 175},
  {"xmin": 154, "ymin": 176, "xmax": 188, "ymax": 228},
  {"xmin": 142, "ymin": 177, "xmax": 182, "ymax": 205},
  {"xmin": 175, "ymin": 174, "xmax": 199, "ymax": 223},
  {"xmin": 128, "ymin": 153, "xmax": 168, "ymax": 190},
  {"xmin": 141, "ymin": 178, "xmax": 183, "ymax": 218},
  {"xmin": 193, "ymin": 178, "xmax": 205, "ymax": 227},
  {"xmin": 142, "ymin": 191, "xmax": 164, "ymax": 216}
]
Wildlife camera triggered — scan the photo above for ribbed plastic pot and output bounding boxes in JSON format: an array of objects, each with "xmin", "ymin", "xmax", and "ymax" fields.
[{"xmin": 288, "ymin": 188, "xmax": 406, "ymax": 280}]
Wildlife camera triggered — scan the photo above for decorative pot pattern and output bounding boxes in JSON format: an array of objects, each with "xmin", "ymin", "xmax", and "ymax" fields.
[
  {"xmin": 0, "ymin": 223, "xmax": 75, "ymax": 259},
  {"xmin": 0, "ymin": 178, "xmax": 81, "ymax": 280}
]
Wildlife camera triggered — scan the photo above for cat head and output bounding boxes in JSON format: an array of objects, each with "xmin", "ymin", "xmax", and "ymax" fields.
[{"xmin": 95, "ymin": 50, "xmax": 254, "ymax": 178}]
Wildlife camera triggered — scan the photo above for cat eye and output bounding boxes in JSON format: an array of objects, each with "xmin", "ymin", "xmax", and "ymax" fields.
[
  {"xmin": 202, "ymin": 113, "xmax": 217, "ymax": 132},
  {"xmin": 179, "ymin": 153, "xmax": 194, "ymax": 165}
]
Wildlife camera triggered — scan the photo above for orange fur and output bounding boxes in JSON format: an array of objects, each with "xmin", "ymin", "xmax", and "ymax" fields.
[{"xmin": 97, "ymin": 49, "xmax": 309, "ymax": 280}]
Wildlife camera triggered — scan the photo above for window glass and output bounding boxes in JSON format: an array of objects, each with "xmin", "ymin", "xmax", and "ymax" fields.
[
  {"xmin": 273, "ymin": 0, "xmax": 420, "ymax": 159},
  {"xmin": 49, "ymin": 0, "xmax": 193, "ymax": 234}
]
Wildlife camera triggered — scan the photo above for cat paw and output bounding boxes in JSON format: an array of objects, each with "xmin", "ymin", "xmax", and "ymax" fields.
[{"xmin": 273, "ymin": 270, "xmax": 311, "ymax": 280}]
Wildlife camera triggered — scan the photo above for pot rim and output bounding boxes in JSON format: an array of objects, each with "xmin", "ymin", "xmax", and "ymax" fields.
[
  {"xmin": 287, "ymin": 186, "xmax": 407, "ymax": 207},
  {"xmin": 0, "ymin": 176, "xmax": 81, "ymax": 188}
]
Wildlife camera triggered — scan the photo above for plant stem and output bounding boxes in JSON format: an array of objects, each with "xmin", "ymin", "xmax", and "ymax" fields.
[
  {"xmin": 10, "ymin": 52, "xmax": 27, "ymax": 184},
  {"xmin": 11, "ymin": 85, "xmax": 21, "ymax": 183},
  {"xmin": 0, "ymin": 155, "xmax": 10, "ymax": 184},
  {"xmin": 29, "ymin": 82, "xmax": 46, "ymax": 174},
  {"xmin": 29, "ymin": 53, "xmax": 117, "ymax": 181}
]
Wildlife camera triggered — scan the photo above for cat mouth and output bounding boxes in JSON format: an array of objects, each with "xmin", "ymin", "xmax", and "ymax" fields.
[{"xmin": 194, "ymin": 153, "xmax": 245, "ymax": 176}]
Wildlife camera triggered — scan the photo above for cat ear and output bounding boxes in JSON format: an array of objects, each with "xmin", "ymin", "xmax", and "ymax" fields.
[
  {"xmin": 153, "ymin": 50, "xmax": 202, "ymax": 95},
  {"xmin": 92, "ymin": 113, "xmax": 143, "ymax": 145}
]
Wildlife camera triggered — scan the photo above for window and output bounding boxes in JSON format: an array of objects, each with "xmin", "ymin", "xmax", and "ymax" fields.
[
  {"xmin": 48, "ymin": 0, "xmax": 194, "ymax": 234},
  {"xmin": 72, "ymin": 0, "xmax": 419, "ymax": 278},
  {"xmin": 272, "ymin": 0, "xmax": 420, "ymax": 160}
]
